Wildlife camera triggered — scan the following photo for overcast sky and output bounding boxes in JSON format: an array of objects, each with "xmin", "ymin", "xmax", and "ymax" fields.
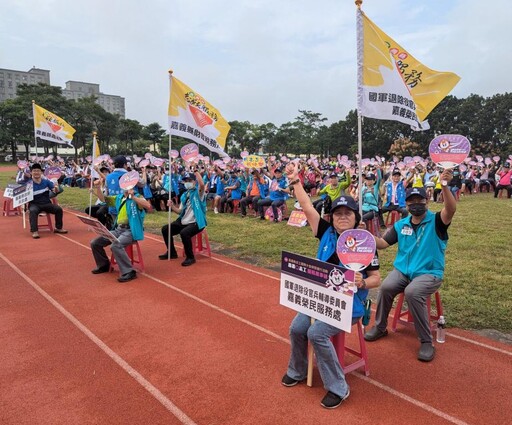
[{"xmin": 1, "ymin": 0, "xmax": 510, "ymax": 129}]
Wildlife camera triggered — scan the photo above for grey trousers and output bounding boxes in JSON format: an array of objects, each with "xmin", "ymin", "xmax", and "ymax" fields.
[
  {"xmin": 374, "ymin": 269, "xmax": 442, "ymax": 343},
  {"xmin": 91, "ymin": 227, "xmax": 134, "ymax": 276}
]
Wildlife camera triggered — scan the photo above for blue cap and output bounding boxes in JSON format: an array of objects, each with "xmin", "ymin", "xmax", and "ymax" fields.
[
  {"xmin": 182, "ymin": 172, "xmax": 196, "ymax": 181},
  {"xmin": 405, "ymin": 187, "xmax": 427, "ymax": 200}
]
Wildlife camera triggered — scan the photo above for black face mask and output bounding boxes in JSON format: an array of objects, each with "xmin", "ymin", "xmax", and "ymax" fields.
[{"xmin": 408, "ymin": 203, "xmax": 427, "ymax": 217}]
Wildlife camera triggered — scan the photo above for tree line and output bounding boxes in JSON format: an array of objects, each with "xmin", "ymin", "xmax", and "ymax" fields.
[{"xmin": 1, "ymin": 83, "xmax": 511, "ymax": 161}]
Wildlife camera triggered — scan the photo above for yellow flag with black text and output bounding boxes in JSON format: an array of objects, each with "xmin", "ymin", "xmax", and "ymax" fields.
[
  {"xmin": 168, "ymin": 74, "xmax": 230, "ymax": 157},
  {"xmin": 33, "ymin": 103, "xmax": 76, "ymax": 145},
  {"xmin": 357, "ymin": 9, "xmax": 460, "ymax": 129}
]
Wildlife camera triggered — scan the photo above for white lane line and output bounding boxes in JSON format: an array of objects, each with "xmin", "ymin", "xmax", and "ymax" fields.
[
  {"xmin": 446, "ymin": 332, "xmax": 512, "ymax": 356},
  {"xmin": 44, "ymin": 236, "xmax": 472, "ymax": 424},
  {"xmin": 354, "ymin": 372, "xmax": 470, "ymax": 425},
  {"xmin": 62, "ymin": 224, "xmax": 512, "ymax": 356},
  {"xmin": 0, "ymin": 252, "xmax": 197, "ymax": 425}
]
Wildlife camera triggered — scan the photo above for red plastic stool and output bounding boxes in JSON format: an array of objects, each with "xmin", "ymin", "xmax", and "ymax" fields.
[
  {"xmin": 392, "ymin": 290, "xmax": 443, "ymax": 332},
  {"xmin": 2, "ymin": 197, "xmax": 21, "ymax": 216},
  {"xmin": 183, "ymin": 228, "xmax": 211, "ymax": 257},
  {"xmin": 332, "ymin": 320, "xmax": 370, "ymax": 376},
  {"xmin": 366, "ymin": 216, "xmax": 381, "ymax": 237},
  {"xmin": 385, "ymin": 210, "xmax": 401, "ymax": 228},
  {"xmin": 37, "ymin": 213, "xmax": 54, "ymax": 232},
  {"xmin": 110, "ymin": 240, "xmax": 145, "ymax": 272}
]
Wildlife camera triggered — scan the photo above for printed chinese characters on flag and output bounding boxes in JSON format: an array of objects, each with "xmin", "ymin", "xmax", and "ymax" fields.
[
  {"xmin": 356, "ymin": 9, "xmax": 460, "ymax": 130},
  {"xmin": 168, "ymin": 75, "xmax": 230, "ymax": 157}
]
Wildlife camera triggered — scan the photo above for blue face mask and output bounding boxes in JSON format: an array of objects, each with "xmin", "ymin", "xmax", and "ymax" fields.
[{"xmin": 184, "ymin": 182, "xmax": 194, "ymax": 190}]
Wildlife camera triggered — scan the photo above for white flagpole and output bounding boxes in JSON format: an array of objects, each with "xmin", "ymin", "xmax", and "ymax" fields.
[
  {"xmin": 167, "ymin": 70, "xmax": 174, "ymax": 260},
  {"xmin": 88, "ymin": 132, "xmax": 97, "ymax": 216},
  {"xmin": 32, "ymin": 100, "xmax": 38, "ymax": 161},
  {"xmin": 356, "ymin": 1, "xmax": 364, "ymax": 215}
]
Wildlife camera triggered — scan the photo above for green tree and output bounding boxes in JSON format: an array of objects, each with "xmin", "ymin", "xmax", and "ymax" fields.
[{"xmin": 141, "ymin": 122, "xmax": 167, "ymax": 153}]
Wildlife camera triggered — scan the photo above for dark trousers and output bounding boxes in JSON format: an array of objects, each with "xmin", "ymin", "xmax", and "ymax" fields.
[
  {"xmin": 240, "ymin": 195, "xmax": 260, "ymax": 216},
  {"xmin": 382, "ymin": 204, "xmax": 408, "ymax": 218},
  {"xmin": 494, "ymin": 184, "xmax": 512, "ymax": 198},
  {"xmin": 29, "ymin": 203, "xmax": 63, "ymax": 232},
  {"xmin": 84, "ymin": 205, "xmax": 111, "ymax": 228},
  {"xmin": 257, "ymin": 198, "xmax": 284, "ymax": 219},
  {"xmin": 161, "ymin": 220, "xmax": 201, "ymax": 259}
]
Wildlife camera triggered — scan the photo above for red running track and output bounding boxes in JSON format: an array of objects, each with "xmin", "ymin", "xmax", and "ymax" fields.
[{"xmin": 0, "ymin": 205, "xmax": 510, "ymax": 424}]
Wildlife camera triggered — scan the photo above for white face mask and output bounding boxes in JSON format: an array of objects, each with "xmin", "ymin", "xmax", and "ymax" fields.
[{"xmin": 184, "ymin": 182, "xmax": 194, "ymax": 190}]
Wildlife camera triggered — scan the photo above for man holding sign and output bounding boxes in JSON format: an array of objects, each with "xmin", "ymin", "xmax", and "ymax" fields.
[
  {"xmin": 28, "ymin": 163, "xmax": 68, "ymax": 239},
  {"xmin": 365, "ymin": 169, "xmax": 456, "ymax": 362},
  {"xmin": 281, "ymin": 161, "xmax": 380, "ymax": 409}
]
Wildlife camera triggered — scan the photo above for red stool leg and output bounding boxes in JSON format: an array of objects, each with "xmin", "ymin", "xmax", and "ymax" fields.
[{"xmin": 332, "ymin": 321, "xmax": 369, "ymax": 376}]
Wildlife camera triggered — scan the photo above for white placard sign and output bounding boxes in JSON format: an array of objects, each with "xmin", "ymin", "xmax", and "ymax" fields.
[
  {"xmin": 12, "ymin": 183, "xmax": 33, "ymax": 208},
  {"xmin": 280, "ymin": 251, "xmax": 354, "ymax": 333}
]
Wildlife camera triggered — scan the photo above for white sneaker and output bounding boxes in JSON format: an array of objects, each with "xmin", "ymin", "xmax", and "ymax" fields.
[{"xmin": 214, "ymin": 207, "xmax": 218, "ymax": 214}]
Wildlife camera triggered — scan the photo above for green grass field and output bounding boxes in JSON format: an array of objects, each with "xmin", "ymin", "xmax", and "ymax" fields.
[{"xmin": 1, "ymin": 166, "xmax": 511, "ymax": 333}]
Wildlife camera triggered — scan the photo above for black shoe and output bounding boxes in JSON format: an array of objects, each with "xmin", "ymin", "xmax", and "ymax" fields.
[
  {"xmin": 418, "ymin": 343, "xmax": 435, "ymax": 362},
  {"xmin": 91, "ymin": 265, "xmax": 110, "ymax": 274},
  {"xmin": 281, "ymin": 374, "xmax": 302, "ymax": 387},
  {"xmin": 181, "ymin": 257, "xmax": 196, "ymax": 267},
  {"xmin": 273, "ymin": 218, "xmax": 279, "ymax": 223},
  {"xmin": 117, "ymin": 270, "xmax": 137, "ymax": 283},
  {"xmin": 320, "ymin": 389, "xmax": 350, "ymax": 409},
  {"xmin": 158, "ymin": 252, "xmax": 178, "ymax": 260},
  {"xmin": 364, "ymin": 327, "xmax": 388, "ymax": 342},
  {"xmin": 260, "ymin": 216, "xmax": 265, "ymax": 220}
]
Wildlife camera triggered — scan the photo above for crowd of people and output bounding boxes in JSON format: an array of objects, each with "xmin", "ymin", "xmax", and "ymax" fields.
[{"xmin": 6, "ymin": 150, "xmax": 511, "ymax": 409}]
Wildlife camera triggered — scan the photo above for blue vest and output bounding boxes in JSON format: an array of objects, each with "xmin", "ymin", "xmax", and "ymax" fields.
[
  {"xmin": 114, "ymin": 195, "xmax": 146, "ymax": 241},
  {"xmin": 393, "ymin": 210, "xmax": 447, "ymax": 280},
  {"xmin": 269, "ymin": 177, "xmax": 288, "ymax": 201},
  {"xmin": 247, "ymin": 177, "xmax": 268, "ymax": 197},
  {"xmin": 179, "ymin": 188, "xmax": 207, "ymax": 230},
  {"xmin": 317, "ymin": 227, "xmax": 369, "ymax": 318},
  {"xmin": 228, "ymin": 177, "xmax": 242, "ymax": 200},
  {"xmin": 384, "ymin": 181, "xmax": 406, "ymax": 208},
  {"xmin": 106, "ymin": 169, "xmax": 127, "ymax": 215}
]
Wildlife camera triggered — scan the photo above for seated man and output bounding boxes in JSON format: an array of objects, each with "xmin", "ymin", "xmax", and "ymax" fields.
[
  {"xmin": 28, "ymin": 163, "xmax": 68, "ymax": 239},
  {"xmin": 257, "ymin": 167, "xmax": 289, "ymax": 222},
  {"xmin": 382, "ymin": 169, "xmax": 408, "ymax": 218},
  {"xmin": 364, "ymin": 171, "xmax": 456, "ymax": 362},
  {"xmin": 90, "ymin": 182, "xmax": 152, "ymax": 283},
  {"xmin": 159, "ymin": 170, "xmax": 206, "ymax": 266}
]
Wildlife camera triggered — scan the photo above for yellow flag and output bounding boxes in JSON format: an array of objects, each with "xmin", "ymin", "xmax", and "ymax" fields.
[
  {"xmin": 33, "ymin": 103, "xmax": 76, "ymax": 145},
  {"xmin": 93, "ymin": 134, "xmax": 101, "ymax": 158},
  {"xmin": 168, "ymin": 74, "xmax": 230, "ymax": 157},
  {"xmin": 357, "ymin": 9, "xmax": 460, "ymax": 128}
]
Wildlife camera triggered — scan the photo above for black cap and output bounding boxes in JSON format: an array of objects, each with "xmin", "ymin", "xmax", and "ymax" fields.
[
  {"xmin": 30, "ymin": 163, "xmax": 42, "ymax": 171},
  {"xmin": 365, "ymin": 173, "xmax": 376, "ymax": 180},
  {"xmin": 329, "ymin": 173, "xmax": 338, "ymax": 178},
  {"xmin": 505, "ymin": 162, "xmax": 510, "ymax": 168},
  {"xmin": 331, "ymin": 196, "xmax": 358, "ymax": 213},
  {"xmin": 182, "ymin": 172, "xmax": 196, "ymax": 181},
  {"xmin": 405, "ymin": 187, "xmax": 427, "ymax": 200},
  {"xmin": 392, "ymin": 169, "xmax": 402, "ymax": 176},
  {"xmin": 113, "ymin": 155, "xmax": 127, "ymax": 167},
  {"xmin": 274, "ymin": 167, "xmax": 283, "ymax": 173}
]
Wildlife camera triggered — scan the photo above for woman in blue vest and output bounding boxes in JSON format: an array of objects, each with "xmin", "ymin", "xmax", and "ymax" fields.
[
  {"xmin": 159, "ymin": 170, "xmax": 206, "ymax": 266},
  {"xmin": 281, "ymin": 161, "xmax": 381, "ymax": 409},
  {"xmin": 219, "ymin": 169, "xmax": 242, "ymax": 213},
  {"xmin": 364, "ymin": 169, "xmax": 456, "ymax": 363}
]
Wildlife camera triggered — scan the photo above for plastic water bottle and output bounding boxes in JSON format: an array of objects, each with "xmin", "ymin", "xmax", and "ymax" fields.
[{"xmin": 436, "ymin": 316, "xmax": 446, "ymax": 343}]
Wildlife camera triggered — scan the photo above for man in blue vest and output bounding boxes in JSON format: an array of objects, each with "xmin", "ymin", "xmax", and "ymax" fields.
[
  {"xmin": 90, "ymin": 184, "xmax": 152, "ymax": 283},
  {"xmin": 105, "ymin": 155, "xmax": 128, "ymax": 221},
  {"xmin": 364, "ymin": 169, "xmax": 456, "ymax": 362},
  {"xmin": 159, "ymin": 170, "xmax": 206, "ymax": 266}
]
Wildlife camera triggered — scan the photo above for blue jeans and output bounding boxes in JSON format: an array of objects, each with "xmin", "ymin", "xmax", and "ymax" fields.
[{"xmin": 286, "ymin": 313, "xmax": 353, "ymax": 397}]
